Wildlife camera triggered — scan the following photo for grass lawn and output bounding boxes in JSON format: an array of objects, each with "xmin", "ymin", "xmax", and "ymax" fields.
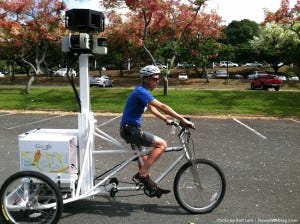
[{"xmin": 0, "ymin": 87, "xmax": 299, "ymax": 118}]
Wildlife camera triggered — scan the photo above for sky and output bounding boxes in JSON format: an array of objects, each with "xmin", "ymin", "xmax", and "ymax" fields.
[{"xmin": 64, "ymin": 0, "xmax": 298, "ymax": 24}]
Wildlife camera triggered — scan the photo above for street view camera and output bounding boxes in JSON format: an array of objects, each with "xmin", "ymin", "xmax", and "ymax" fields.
[{"xmin": 62, "ymin": 9, "xmax": 107, "ymax": 55}]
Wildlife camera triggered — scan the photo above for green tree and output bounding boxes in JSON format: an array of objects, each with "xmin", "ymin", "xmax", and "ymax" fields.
[
  {"xmin": 250, "ymin": 22, "xmax": 300, "ymax": 73},
  {"xmin": 263, "ymin": 0, "xmax": 300, "ymax": 67},
  {"xmin": 220, "ymin": 19, "xmax": 260, "ymax": 63}
]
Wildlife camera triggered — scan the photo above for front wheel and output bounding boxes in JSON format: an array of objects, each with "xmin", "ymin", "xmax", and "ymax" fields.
[
  {"xmin": 0, "ymin": 171, "xmax": 63, "ymax": 224},
  {"xmin": 174, "ymin": 159, "xmax": 226, "ymax": 214}
]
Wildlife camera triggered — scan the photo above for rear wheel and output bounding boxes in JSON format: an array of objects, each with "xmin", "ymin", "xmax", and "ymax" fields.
[
  {"xmin": 174, "ymin": 159, "xmax": 226, "ymax": 214},
  {"xmin": 0, "ymin": 171, "xmax": 63, "ymax": 224}
]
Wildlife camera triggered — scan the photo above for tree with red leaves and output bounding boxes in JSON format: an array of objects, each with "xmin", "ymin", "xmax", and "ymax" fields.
[
  {"xmin": 101, "ymin": 0, "xmax": 222, "ymax": 94},
  {"xmin": 0, "ymin": 0, "xmax": 66, "ymax": 93}
]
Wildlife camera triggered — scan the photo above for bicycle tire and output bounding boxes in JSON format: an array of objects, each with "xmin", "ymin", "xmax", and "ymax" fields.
[
  {"xmin": 0, "ymin": 171, "xmax": 63, "ymax": 224},
  {"xmin": 174, "ymin": 159, "xmax": 226, "ymax": 214}
]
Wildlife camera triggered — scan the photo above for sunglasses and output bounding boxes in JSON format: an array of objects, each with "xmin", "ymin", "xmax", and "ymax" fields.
[{"xmin": 150, "ymin": 77, "xmax": 160, "ymax": 82}]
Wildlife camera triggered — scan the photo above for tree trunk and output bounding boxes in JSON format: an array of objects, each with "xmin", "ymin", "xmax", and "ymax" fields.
[
  {"xmin": 10, "ymin": 62, "xmax": 15, "ymax": 81},
  {"xmin": 26, "ymin": 75, "xmax": 35, "ymax": 94},
  {"xmin": 119, "ymin": 67, "xmax": 123, "ymax": 77},
  {"xmin": 163, "ymin": 76, "xmax": 168, "ymax": 96}
]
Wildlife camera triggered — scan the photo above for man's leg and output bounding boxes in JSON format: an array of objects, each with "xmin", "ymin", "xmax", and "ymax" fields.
[{"xmin": 138, "ymin": 136, "xmax": 167, "ymax": 177}]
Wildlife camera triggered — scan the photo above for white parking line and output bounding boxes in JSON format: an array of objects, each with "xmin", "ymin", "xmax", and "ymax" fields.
[
  {"xmin": 233, "ymin": 118, "xmax": 267, "ymax": 139},
  {"xmin": 0, "ymin": 113, "xmax": 11, "ymax": 117},
  {"xmin": 7, "ymin": 115, "xmax": 66, "ymax": 130},
  {"xmin": 290, "ymin": 118, "xmax": 300, "ymax": 124}
]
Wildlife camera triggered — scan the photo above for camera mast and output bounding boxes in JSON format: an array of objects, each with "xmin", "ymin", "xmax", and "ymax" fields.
[{"xmin": 62, "ymin": 9, "xmax": 107, "ymax": 193}]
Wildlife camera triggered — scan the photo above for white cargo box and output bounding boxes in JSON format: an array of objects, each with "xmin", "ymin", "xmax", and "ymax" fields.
[{"xmin": 18, "ymin": 129, "xmax": 79, "ymax": 183}]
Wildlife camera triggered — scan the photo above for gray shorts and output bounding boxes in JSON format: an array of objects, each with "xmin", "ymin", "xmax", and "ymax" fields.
[{"xmin": 120, "ymin": 125, "xmax": 155, "ymax": 147}]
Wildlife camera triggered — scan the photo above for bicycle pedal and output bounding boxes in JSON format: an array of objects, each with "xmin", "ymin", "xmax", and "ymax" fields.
[
  {"xmin": 132, "ymin": 176, "xmax": 143, "ymax": 186},
  {"xmin": 110, "ymin": 187, "xmax": 118, "ymax": 198},
  {"xmin": 144, "ymin": 186, "xmax": 158, "ymax": 198},
  {"xmin": 144, "ymin": 186, "xmax": 171, "ymax": 198}
]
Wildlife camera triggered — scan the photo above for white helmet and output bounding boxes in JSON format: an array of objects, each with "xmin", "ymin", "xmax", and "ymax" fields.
[{"xmin": 139, "ymin": 65, "xmax": 161, "ymax": 78}]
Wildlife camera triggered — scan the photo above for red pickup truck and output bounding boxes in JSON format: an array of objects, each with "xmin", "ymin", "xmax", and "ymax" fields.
[{"xmin": 250, "ymin": 74, "xmax": 282, "ymax": 91}]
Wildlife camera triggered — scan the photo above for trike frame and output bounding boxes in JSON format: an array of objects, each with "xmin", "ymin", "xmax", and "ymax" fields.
[{"xmin": 0, "ymin": 54, "xmax": 226, "ymax": 224}]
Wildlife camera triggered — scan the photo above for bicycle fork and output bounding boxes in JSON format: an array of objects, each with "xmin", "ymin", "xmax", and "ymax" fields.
[{"xmin": 184, "ymin": 146, "xmax": 203, "ymax": 190}]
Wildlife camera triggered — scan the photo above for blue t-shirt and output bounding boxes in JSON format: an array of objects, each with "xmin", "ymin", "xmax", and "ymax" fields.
[{"xmin": 120, "ymin": 85, "xmax": 154, "ymax": 126}]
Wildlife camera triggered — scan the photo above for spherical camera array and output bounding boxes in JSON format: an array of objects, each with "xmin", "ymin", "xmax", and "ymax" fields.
[{"xmin": 62, "ymin": 9, "xmax": 107, "ymax": 55}]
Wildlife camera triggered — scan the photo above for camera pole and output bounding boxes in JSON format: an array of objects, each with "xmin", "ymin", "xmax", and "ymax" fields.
[
  {"xmin": 63, "ymin": 9, "xmax": 106, "ymax": 194},
  {"xmin": 78, "ymin": 54, "xmax": 95, "ymax": 193}
]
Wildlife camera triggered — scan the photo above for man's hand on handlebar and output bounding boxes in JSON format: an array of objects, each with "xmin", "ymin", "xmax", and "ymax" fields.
[
  {"xmin": 165, "ymin": 119, "xmax": 174, "ymax": 126},
  {"xmin": 166, "ymin": 118, "xmax": 195, "ymax": 129},
  {"xmin": 182, "ymin": 118, "xmax": 195, "ymax": 129}
]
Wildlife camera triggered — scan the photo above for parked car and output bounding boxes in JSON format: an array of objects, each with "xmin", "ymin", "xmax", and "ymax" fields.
[
  {"xmin": 219, "ymin": 61, "xmax": 238, "ymax": 67},
  {"xmin": 53, "ymin": 68, "xmax": 76, "ymax": 77},
  {"xmin": 0, "ymin": 72, "xmax": 4, "ymax": 78},
  {"xmin": 232, "ymin": 74, "xmax": 243, "ymax": 79},
  {"xmin": 206, "ymin": 72, "xmax": 214, "ymax": 79},
  {"xmin": 250, "ymin": 74, "xmax": 282, "ymax": 91},
  {"xmin": 277, "ymin": 75, "xmax": 287, "ymax": 81},
  {"xmin": 178, "ymin": 73, "xmax": 188, "ymax": 80},
  {"xmin": 248, "ymin": 71, "xmax": 268, "ymax": 80},
  {"xmin": 90, "ymin": 75, "xmax": 113, "ymax": 87},
  {"xmin": 215, "ymin": 69, "xmax": 228, "ymax": 78},
  {"xmin": 287, "ymin": 76, "xmax": 299, "ymax": 81},
  {"xmin": 0, "ymin": 70, "xmax": 8, "ymax": 75},
  {"xmin": 156, "ymin": 63, "xmax": 167, "ymax": 69},
  {"xmin": 177, "ymin": 62, "xmax": 187, "ymax": 69},
  {"xmin": 242, "ymin": 62, "xmax": 263, "ymax": 68},
  {"xmin": 177, "ymin": 62, "xmax": 194, "ymax": 69}
]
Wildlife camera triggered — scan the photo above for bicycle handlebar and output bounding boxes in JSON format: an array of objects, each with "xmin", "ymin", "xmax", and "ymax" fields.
[
  {"xmin": 170, "ymin": 121, "xmax": 180, "ymax": 127},
  {"xmin": 169, "ymin": 120, "xmax": 195, "ymax": 130}
]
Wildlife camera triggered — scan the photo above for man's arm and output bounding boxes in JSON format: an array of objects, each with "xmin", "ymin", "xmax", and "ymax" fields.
[
  {"xmin": 148, "ymin": 99, "xmax": 195, "ymax": 128},
  {"xmin": 148, "ymin": 103, "xmax": 170, "ymax": 123}
]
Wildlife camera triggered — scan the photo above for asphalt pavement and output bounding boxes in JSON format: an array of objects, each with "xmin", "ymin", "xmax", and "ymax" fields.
[{"xmin": 0, "ymin": 112, "xmax": 299, "ymax": 224}]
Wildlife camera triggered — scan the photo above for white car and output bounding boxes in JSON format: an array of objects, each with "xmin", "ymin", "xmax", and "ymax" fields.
[
  {"xmin": 90, "ymin": 75, "xmax": 113, "ymax": 87},
  {"xmin": 156, "ymin": 63, "xmax": 167, "ymax": 69},
  {"xmin": 277, "ymin": 76, "xmax": 287, "ymax": 81},
  {"xmin": 178, "ymin": 73, "xmax": 188, "ymax": 80},
  {"xmin": 287, "ymin": 76, "xmax": 299, "ymax": 81},
  {"xmin": 215, "ymin": 70, "xmax": 228, "ymax": 78},
  {"xmin": 242, "ymin": 62, "xmax": 263, "ymax": 67},
  {"xmin": 219, "ymin": 61, "xmax": 238, "ymax": 67},
  {"xmin": 0, "ymin": 72, "xmax": 4, "ymax": 78},
  {"xmin": 53, "ymin": 68, "xmax": 76, "ymax": 77},
  {"xmin": 248, "ymin": 71, "xmax": 267, "ymax": 80}
]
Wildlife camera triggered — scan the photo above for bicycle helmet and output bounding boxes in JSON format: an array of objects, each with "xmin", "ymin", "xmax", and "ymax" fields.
[{"xmin": 139, "ymin": 65, "xmax": 161, "ymax": 78}]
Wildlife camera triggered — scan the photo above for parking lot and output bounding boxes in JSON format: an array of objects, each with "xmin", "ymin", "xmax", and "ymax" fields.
[{"xmin": 0, "ymin": 111, "xmax": 299, "ymax": 224}]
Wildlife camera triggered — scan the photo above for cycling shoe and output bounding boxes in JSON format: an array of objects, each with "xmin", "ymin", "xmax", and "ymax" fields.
[
  {"xmin": 133, "ymin": 173, "xmax": 157, "ymax": 189},
  {"xmin": 133, "ymin": 173, "xmax": 170, "ymax": 198}
]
